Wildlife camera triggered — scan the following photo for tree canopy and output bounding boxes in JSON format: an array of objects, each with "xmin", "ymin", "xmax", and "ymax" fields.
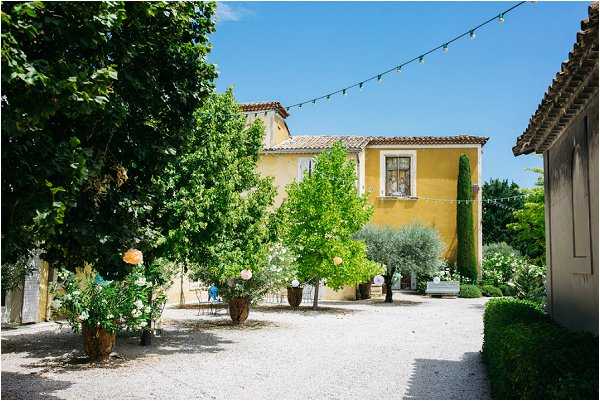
[
  {"xmin": 279, "ymin": 142, "xmax": 379, "ymax": 308},
  {"xmin": 482, "ymin": 179, "xmax": 523, "ymax": 246},
  {"xmin": 161, "ymin": 90, "xmax": 278, "ymax": 301},
  {"xmin": 1, "ymin": 2, "xmax": 217, "ymax": 287},
  {"xmin": 508, "ymin": 168, "xmax": 545, "ymax": 265},
  {"xmin": 456, "ymin": 154, "xmax": 477, "ymax": 282}
]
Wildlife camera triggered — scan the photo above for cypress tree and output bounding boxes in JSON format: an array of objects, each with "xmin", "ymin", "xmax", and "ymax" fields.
[{"xmin": 456, "ymin": 154, "xmax": 477, "ymax": 281}]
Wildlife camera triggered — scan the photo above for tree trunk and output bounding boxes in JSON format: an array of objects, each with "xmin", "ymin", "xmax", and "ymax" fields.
[
  {"xmin": 140, "ymin": 264, "xmax": 153, "ymax": 346},
  {"xmin": 312, "ymin": 278, "xmax": 320, "ymax": 310},
  {"xmin": 384, "ymin": 275, "xmax": 394, "ymax": 303}
]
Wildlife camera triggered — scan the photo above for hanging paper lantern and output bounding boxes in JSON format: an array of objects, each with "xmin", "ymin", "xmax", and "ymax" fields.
[
  {"xmin": 333, "ymin": 256, "xmax": 343, "ymax": 266},
  {"xmin": 123, "ymin": 248, "xmax": 143, "ymax": 265},
  {"xmin": 373, "ymin": 275, "xmax": 385, "ymax": 286},
  {"xmin": 240, "ymin": 269, "xmax": 253, "ymax": 281},
  {"xmin": 291, "ymin": 279, "xmax": 300, "ymax": 288}
]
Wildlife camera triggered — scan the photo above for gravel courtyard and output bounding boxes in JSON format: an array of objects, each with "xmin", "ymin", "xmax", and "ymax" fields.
[{"xmin": 2, "ymin": 292, "xmax": 489, "ymax": 400}]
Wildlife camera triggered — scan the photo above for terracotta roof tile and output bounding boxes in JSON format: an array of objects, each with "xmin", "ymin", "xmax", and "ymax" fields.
[
  {"xmin": 263, "ymin": 135, "xmax": 488, "ymax": 153},
  {"xmin": 368, "ymin": 135, "xmax": 489, "ymax": 146},
  {"xmin": 240, "ymin": 101, "xmax": 289, "ymax": 118},
  {"xmin": 513, "ymin": 3, "xmax": 599, "ymax": 156},
  {"xmin": 264, "ymin": 136, "xmax": 371, "ymax": 153}
]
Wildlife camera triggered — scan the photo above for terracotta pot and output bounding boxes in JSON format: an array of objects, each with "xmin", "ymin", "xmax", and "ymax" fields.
[
  {"xmin": 82, "ymin": 325, "xmax": 116, "ymax": 362},
  {"xmin": 287, "ymin": 287, "xmax": 304, "ymax": 308},
  {"xmin": 358, "ymin": 282, "xmax": 372, "ymax": 299},
  {"xmin": 228, "ymin": 297, "xmax": 250, "ymax": 324}
]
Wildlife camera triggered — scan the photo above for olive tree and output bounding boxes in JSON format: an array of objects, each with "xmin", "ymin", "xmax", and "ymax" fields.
[{"xmin": 357, "ymin": 224, "xmax": 444, "ymax": 302}]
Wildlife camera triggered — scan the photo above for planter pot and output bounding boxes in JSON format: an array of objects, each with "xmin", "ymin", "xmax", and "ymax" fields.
[
  {"xmin": 82, "ymin": 325, "xmax": 116, "ymax": 362},
  {"xmin": 287, "ymin": 287, "xmax": 304, "ymax": 308},
  {"xmin": 358, "ymin": 282, "xmax": 372, "ymax": 300},
  {"xmin": 228, "ymin": 297, "xmax": 250, "ymax": 324}
]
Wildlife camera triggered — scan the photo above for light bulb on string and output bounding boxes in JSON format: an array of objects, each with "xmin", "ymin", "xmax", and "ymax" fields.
[
  {"xmin": 498, "ymin": 13, "xmax": 505, "ymax": 23},
  {"xmin": 359, "ymin": 82, "xmax": 364, "ymax": 91},
  {"xmin": 312, "ymin": 99, "xmax": 316, "ymax": 105},
  {"xmin": 469, "ymin": 30, "xmax": 476, "ymax": 39},
  {"xmin": 419, "ymin": 55, "xmax": 425, "ymax": 64},
  {"xmin": 377, "ymin": 74, "xmax": 382, "ymax": 83},
  {"xmin": 342, "ymin": 89, "xmax": 347, "ymax": 96},
  {"xmin": 396, "ymin": 66, "xmax": 402, "ymax": 73},
  {"xmin": 326, "ymin": 94, "xmax": 331, "ymax": 101},
  {"xmin": 443, "ymin": 43, "xmax": 449, "ymax": 53}
]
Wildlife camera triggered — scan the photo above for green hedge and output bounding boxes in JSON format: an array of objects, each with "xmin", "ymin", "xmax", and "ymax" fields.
[
  {"xmin": 480, "ymin": 284, "xmax": 503, "ymax": 297},
  {"xmin": 482, "ymin": 298, "xmax": 598, "ymax": 399},
  {"xmin": 459, "ymin": 284, "xmax": 481, "ymax": 298}
]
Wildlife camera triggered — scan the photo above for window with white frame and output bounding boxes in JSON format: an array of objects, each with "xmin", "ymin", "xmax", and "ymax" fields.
[
  {"xmin": 379, "ymin": 150, "xmax": 417, "ymax": 197},
  {"xmin": 297, "ymin": 157, "xmax": 315, "ymax": 181}
]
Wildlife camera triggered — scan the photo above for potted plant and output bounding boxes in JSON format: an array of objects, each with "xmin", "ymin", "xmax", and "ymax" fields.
[
  {"xmin": 193, "ymin": 243, "xmax": 297, "ymax": 324},
  {"xmin": 51, "ymin": 250, "xmax": 165, "ymax": 361},
  {"xmin": 287, "ymin": 279, "xmax": 303, "ymax": 308}
]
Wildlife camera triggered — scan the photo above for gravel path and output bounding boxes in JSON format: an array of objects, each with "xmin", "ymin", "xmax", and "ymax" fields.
[{"xmin": 1, "ymin": 292, "xmax": 489, "ymax": 399}]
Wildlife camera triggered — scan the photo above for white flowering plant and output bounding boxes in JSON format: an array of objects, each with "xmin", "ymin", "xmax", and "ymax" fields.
[
  {"xmin": 192, "ymin": 242, "xmax": 298, "ymax": 303},
  {"xmin": 51, "ymin": 265, "xmax": 164, "ymax": 333}
]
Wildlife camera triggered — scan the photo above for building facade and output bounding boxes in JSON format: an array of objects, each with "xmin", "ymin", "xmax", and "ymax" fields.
[
  {"xmin": 242, "ymin": 102, "xmax": 487, "ymax": 298},
  {"xmin": 513, "ymin": 3, "xmax": 598, "ymax": 334}
]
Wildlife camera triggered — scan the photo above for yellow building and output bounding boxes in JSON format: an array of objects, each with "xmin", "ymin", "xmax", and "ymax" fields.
[{"xmin": 241, "ymin": 101, "xmax": 487, "ymax": 298}]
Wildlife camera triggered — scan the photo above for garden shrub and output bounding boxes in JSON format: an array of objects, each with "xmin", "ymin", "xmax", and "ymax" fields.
[
  {"xmin": 498, "ymin": 284, "xmax": 516, "ymax": 296},
  {"xmin": 481, "ymin": 246, "xmax": 521, "ymax": 287},
  {"xmin": 483, "ymin": 242, "xmax": 520, "ymax": 259},
  {"xmin": 512, "ymin": 261, "xmax": 546, "ymax": 305},
  {"xmin": 480, "ymin": 284, "xmax": 503, "ymax": 297},
  {"xmin": 483, "ymin": 298, "xmax": 598, "ymax": 400},
  {"xmin": 459, "ymin": 284, "xmax": 481, "ymax": 298}
]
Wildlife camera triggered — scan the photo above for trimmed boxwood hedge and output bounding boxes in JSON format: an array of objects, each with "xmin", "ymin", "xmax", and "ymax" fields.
[
  {"xmin": 482, "ymin": 298, "xmax": 598, "ymax": 399},
  {"xmin": 459, "ymin": 284, "xmax": 482, "ymax": 298},
  {"xmin": 480, "ymin": 284, "xmax": 503, "ymax": 297}
]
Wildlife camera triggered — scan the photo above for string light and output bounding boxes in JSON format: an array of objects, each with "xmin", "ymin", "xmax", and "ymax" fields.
[{"xmin": 284, "ymin": 1, "xmax": 527, "ymax": 111}]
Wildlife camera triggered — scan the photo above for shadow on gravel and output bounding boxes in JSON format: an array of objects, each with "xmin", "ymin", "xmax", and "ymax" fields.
[
  {"xmin": 3, "ymin": 323, "xmax": 232, "ymax": 373},
  {"xmin": 253, "ymin": 304, "xmax": 360, "ymax": 315},
  {"xmin": 369, "ymin": 299, "xmax": 423, "ymax": 307},
  {"xmin": 405, "ymin": 352, "xmax": 489, "ymax": 400},
  {"xmin": 1, "ymin": 371, "xmax": 72, "ymax": 400}
]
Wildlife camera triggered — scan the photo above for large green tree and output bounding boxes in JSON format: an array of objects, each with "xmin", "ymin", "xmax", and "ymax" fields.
[
  {"xmin": 456, "ymin": 154, "xmax": 477, "ymax": 282},
  {"xmin": 508, "ymin": 168, "xmax": 545, "ymax": 265},
  {"xmin": 1, "ymin": 2, "xmax": 217, "ymax": 288},
  {"xmin": 279, "ymin": 142, "xmax": 380, "ymax": 309},
  {"xmin": 482, "ymin": 179, "xmax": 523, "ymax": 246},
  {"xmin": 160, "ymin": 90, "xmax": 277, "ymax": 302},
  {"xmin": 357, "ymin": 224, "xmax": 443, "ymax": 302}
]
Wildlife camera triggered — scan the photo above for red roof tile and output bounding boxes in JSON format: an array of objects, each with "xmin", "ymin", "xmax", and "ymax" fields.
[
  {"xmin": 240, "ymin": 101, "xmax": 289, "ymax": 118},
  {"xmin": 263, "ymin": 135, "xmax": 488, "ymax": 153}
]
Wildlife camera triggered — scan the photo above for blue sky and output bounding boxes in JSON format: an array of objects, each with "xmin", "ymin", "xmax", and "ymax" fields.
[{"xmin": 210, "ymin": 1, "xmax": 589, "ymax": 187}]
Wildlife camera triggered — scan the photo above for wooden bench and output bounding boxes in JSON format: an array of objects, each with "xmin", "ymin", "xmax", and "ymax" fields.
[{"xmin": 425, "ymin": 281, "xmax": 460, "ymax": 297}]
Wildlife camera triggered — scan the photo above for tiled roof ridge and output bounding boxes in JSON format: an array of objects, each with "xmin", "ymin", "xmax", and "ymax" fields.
[
  {"xmin": 513, "ymin": 2, "xmax": 599, "ymax": 155},
  {"xmin": 240, "ymin": 101, "xmax": 289, "ymax": 118},
  {"xmin": 263, "ymin": 134, "xmax": 489, "ymax": 153}
]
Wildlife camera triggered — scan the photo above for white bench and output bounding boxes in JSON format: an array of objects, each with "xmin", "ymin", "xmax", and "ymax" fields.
[{"xmin": 425, "ymin": 281, "xmax": 460, "ymax": 297}]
